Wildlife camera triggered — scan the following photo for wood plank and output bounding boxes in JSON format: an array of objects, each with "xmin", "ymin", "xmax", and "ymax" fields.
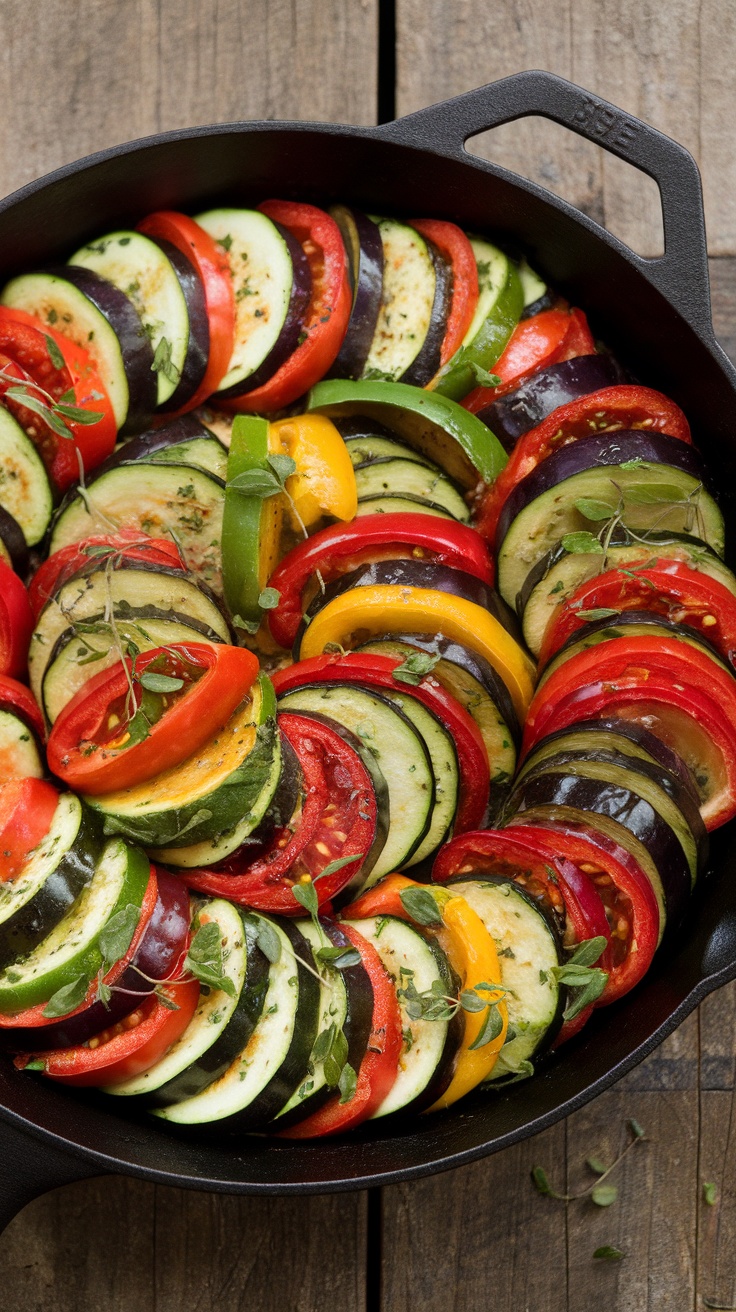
[
  {"xmin": 0, "ymin": 1178, "xmax": 368, "ymax": 1312},
  {"xmin": 380, "ymin": 1122, "xmax": 570, "ymax": 1312},
  {"xmin": 395, "ymin": 0, "xmax": 736, "ymax": 256},
  {"xmin": 0, "ymin": 0, "xmax": 378, "ymax": 202}
]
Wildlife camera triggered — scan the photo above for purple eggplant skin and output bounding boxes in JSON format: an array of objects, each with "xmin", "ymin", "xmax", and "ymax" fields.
[
  {"xmin": 214, "ymin": 221, "xmax": 312, "ymax": 400},
  {"xmin": 0, "ymin": 504, "xmax": 29, "ymax": 575},
  {"xmin": 299, "ymin": 557, "xmax": 518, "ymax": 636},
  {"xmin": 0, "ymin": 870, "xmax": 191, "ymax": 1053},
  {"xmin": 152, "ymin": 238, "xmax": 210, "ymax": 414},
  {"xmin": 401, "ymin": 240, "xmax": 453, "ymax": 388},
  {"xmin": 503, "ymin": 770, "xmax": 692, "ymax": 930},
  {"xmin": 541, "ymin": 609, "xmax": 731, "ymax": 677},
  {"xmin": 327, "ymin": 207, "xmax": 385, "ymax": 380},
  {"xmin": 272, "ymin": 917, "xmax": 376, "ymax": 1131},
  {"xmin": 52, "ymin": 265, "xmax": 157, "ymax": 437},
  {"xmin": 495, "ymin": 429, "xmax": 711, "ymax": 554},
  {"xmin": 88, "ymin": 413, "xmax": 217, "ymax": 482},
  {"xmin": 517, "ymin": 747, "xmax": 708, "ymax": 875},
  {"xmin": 530, "ymin": 716, "xmax": 700, "ymax": 807},
  {"xmin": 476, "ymin": 353, "xmax": 627, "ymax": 451}
]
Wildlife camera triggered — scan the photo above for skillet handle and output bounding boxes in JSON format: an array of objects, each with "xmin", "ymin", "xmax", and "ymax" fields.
[
  {"xmin": 376, "ymin": 69, "xmax": 712, "ymax": 338},
  {"xmin": 0, "ymin": 1118, "xmax": 106, "ymax": 1236}
]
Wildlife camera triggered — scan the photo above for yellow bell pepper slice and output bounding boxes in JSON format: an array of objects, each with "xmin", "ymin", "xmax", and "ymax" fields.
[
  {"xmin": 427, "ymin": 893, "xmax": 507, "ymax": 1110},
  {"xmin": 298, "ymin": 583, "xmax": 535, "ymax": 720},
  {"xmin": 270, "ymin": 414, "xmax": 357, "ymax": 531},
  {"xmin": 343, "ymin": 873, "xmax": 507, "ymax": 1109}
]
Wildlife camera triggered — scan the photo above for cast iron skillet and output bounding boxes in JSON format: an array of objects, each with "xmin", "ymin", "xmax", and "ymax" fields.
[{"xmin": 1, "ymin": 69, "xmax": 736, "ymax": 1229}]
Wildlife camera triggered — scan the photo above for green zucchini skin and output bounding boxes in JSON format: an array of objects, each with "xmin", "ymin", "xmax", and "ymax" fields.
[
  {"xmin": 109, "ymin": 902, "xmax": 271, "ymax": 1107},
  {"xmin": 89, "ymin": 677, "xmax": 281, "ymax": 849},
  {"xmin": 0, "ymin": 837, "xmax": 151, "ymax": 1012},
  {"xmin": 0, "ymin": 796, "xmax": 102, "ymax": 971}
]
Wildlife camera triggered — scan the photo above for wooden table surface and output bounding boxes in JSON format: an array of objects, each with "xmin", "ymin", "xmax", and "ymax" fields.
[{"xmin": 1, "ymin": 3, "xmax": 736, "ymax": 1307}]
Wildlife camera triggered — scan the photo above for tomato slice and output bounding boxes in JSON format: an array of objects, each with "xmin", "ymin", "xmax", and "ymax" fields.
[
  {"xmin": 28, "ymin": 532, "xmax": 186, "ymax": 621},
  {"xmin": 0, "ymin": 559, "xmax": 33, "ymax": 679},
  {"xmin": 272, "ymin": 653, "xmax": 490, "ymax": 831},
  {"xmin": 477, "ymin": 384, "xmax": 692, "ymax": 543},
  {"xmin": 183, "ymin": 709, "xmax": 380, "ymax": 912},
  {"xmin": 47, "ymin": 643, "xmax": 259, "ymax": 794},
  {"xmin": 137, "ymin": 211, "xmax": 236, "ymax": 407},
  {"xmin": 538, "ymin": 562, "xmax": 736, "ymax": 672},
  {"xmin": 462, "ymin": 307, "xmax": 594, "ymax": 415},
  {"xmin": 0, "ymin": 674, "xmax": 45, "ymax": 741},
  {"xmin": 224, "ymin": 201, "xmax": 352, "ymax": 413},
  {"xmin": 0, "ymin": 307, "xmax": 117, "ymax": 489},
  {"xmin": 15, "ymin": 977, "xmax": 200, "ymax": 1086},
  {"xmin": 266, "ymin": 512, "xmax": 494, "ymax": 649},
  {"xmin": 501, "ymin": 822, "xmax": 659, "ymax": 1002},
  {"xmin": 279, "ymin": 921, "xmax": 402, "ymax": 1137},
  {"xmin": 0, "ymin": 778, "xmax": 59, "ymax": 881},
  {"xmin": 410, "ymin": 219, "xmax": 479, "ymax": 367}
]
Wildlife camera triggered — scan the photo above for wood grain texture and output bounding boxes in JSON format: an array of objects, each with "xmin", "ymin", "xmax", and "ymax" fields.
[
  {"xmin": 395, "ymin": 0, "xmax": 736, "ymax": 256},
  {"xmin": 0, "ymin": 0, "xmax": 377, "ymax": 202},
  {"xmin": 0, "ymin": 1180, "xmax": 368, "ymax": 1312}
]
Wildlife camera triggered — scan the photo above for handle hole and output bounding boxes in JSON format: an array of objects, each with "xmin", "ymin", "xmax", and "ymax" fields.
[{"xmin": 464, "ymin": 117, "xmax": 664, "ymax": 258}]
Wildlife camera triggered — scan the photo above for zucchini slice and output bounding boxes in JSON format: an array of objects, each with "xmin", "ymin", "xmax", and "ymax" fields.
[
  {"xmin": 143, "ymin": 437, "xmax": 227, "ymax": 480},
  {"xmin": 49, "ymin": 462, "xmax": 225, "ymax": 595},
  {"xmin": 276, "ymin": 682, "xmax": 434, "ymax": 881},
  {"xmin": 273, "ymin": 918, "xmax": 375, "ymax": 1129},
  {"xmin": 0, "ymin": 706, "xmax": 44, "ymax": 780},
  {"xmin": 0, "ymin": 408, "xmax": 53, "ymax": 547},
  {"xmin": 345, "ymin": 432, "xmax": 434, "ymax": 469},
  {"xmin": 0, "ymin": 837, "xmax": 150, "ymax": 1012},
  {"xmin": 155, "ymin": 918, "xmax": 321, "ymax": 1129},
  {"xmin": 68, "ymin": 231, "xmax": 192, "ymax": 407},
  {"xmin": 446, "ymin": 876, "xmax": 564, "ymax": 1076},
  {"xmin": 379, "ymin": 686, "xmax": 459, "ymax": 866},
  {"xmin": 196, "ymin": 208, "xmax": 305, "ymax": 395},
  {"xmin": 345, "ymin": 915, "xmax": 461, "ymax": 1116},
  {"xmin": 88, "ymin": 675, "xmax": 281, "ymax": 849},
  {"xmin": 29, "ymin": 561, "xmax": 230, "ymax": 708},
  {"xmin": 107, "ymin": 899, "xmax": 270, "ymax": 1104},
  {"xmin": 354, "ymin": 458, "xmax": 469, "ymax": 521},
  {"xmin": 0, "ymin": 794, "xmax": 101, "ymax": 972},
  {"xmin": 362, "ymin": 219, "xmax": 437, "ymax": 382},
  {"xmin": 354, "ymin": 494, "xmax": 455, "ymax": 520}
]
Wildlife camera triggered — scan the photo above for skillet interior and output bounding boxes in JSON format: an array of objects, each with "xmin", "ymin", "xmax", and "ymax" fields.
[{"xmin": 2, "ymin": 74, "xmax": 736, "ymax": 1193}]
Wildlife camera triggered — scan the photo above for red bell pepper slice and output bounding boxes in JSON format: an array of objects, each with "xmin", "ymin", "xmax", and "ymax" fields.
[
  {"xmin": 15, "ymin": 976, "xmax": 200, "ymax": 1086},
  {"xmin": 28, "ymin": 532, "xmax": 186, "ymax": 621},
  {"xmin": 410, "ymin": 219, "xmax": 479, "ymax": 367},
  {"xmin": 477, "ymin": 383, "xmax": 692, "ymax": 542},
  {"xmin": 137, "ymin": 210, "xmax": 236, "ymax": 407},
  {"xmin": 223, "ymin": 201, "xmax": 352, "ymax": 413},
  {"xmin": 0, "ymin": 307, "xmax": 117, "ymax": 490},
  {"xmin": 0, "ymin": 559, "xmax": 33, "ymax": 679},
  {"xmin": 0, "ymin": 674, "xmax": 44, "ymax": 741},
  {"xmin": 47, "ymin": 643, "xmax": 259, "ymax": 795},
  {"xmin": 266, "ymin": 512, "xmax": 494, "ymax": 649},
  {"xmin": 462, "ymin": 307, "xmax": 596, "ymax": 415},
  {"xmin": 538, "ymin": 561, "xmax": 736, "ymax": 672},
  {"xmin": 272, "ymin": 652, "xmax": 491, "ymax": 832},
  {"xmin": 279, "ymin": 921, "xmax": 402, "ymax": 1137},
  {"xmin": 0, "ymin": 778, "xmax": 59, "ymax": 881},
  {"xmin": 182, "ymin": 709, "xmax": 379, "ymax": 913},
  {"xmin": 503, "ymin": 821, "xmax": 659, "ymax": 1001}
]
